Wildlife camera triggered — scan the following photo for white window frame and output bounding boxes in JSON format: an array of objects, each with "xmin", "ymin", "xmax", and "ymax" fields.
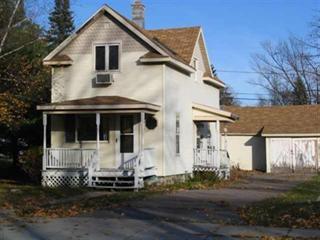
[{"xmin": 93, "ymin": 42, "xmax": 121, "ymax": 73}]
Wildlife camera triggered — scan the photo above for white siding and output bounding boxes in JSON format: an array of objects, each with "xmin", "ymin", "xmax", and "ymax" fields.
[
  {"xmin": 226, "ymin": 135, "xmax": 266, "ymax": 171},
  {"xmin": 163, "ymin": 65, "xmax": 219, "ymax": 176},
  {"xmin": 50, "ymin": 14, "xmax": 164, "ymax": 175}
]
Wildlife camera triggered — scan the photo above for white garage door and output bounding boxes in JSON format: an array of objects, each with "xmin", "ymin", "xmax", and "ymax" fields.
[{"xmin": 270, "ymin": 138, "xmax": 318, "ymax": 172}]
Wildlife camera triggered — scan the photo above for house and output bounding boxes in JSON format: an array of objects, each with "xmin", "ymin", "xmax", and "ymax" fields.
[
  {"xmin": 37, "ymin": 1, "xmax": 236, "ymax": 189},
  {"xmin": 223, "ymin": 105, "xmax": 320, "ymax": 173}
]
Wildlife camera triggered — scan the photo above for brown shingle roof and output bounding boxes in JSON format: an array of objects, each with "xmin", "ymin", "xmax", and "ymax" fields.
[
  {"xmin": 147, "ymin": 27, "xmax": 201, "ymax": 64},
  {"xmin": 46, "ymin": 96, "xmax": 159, "ymax": 106},
  {"xmin": 223, "ymin": 105, "xmax": 320, "ymax": 135}
]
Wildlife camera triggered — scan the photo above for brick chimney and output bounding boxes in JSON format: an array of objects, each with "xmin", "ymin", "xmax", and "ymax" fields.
[{"xmin": 132, "ymin": 0, "xmax": 145, "ymax": 29}]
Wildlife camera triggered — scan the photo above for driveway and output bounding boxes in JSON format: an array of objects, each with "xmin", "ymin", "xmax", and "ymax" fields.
[{"xmin": 1, "ymin": 173, "xmax": 319, "ymax": 240}]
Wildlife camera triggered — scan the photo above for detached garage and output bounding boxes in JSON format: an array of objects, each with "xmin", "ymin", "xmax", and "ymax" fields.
[{"xmin": 222, "ymin": 105, "xmax": 320, "ymax": 173}]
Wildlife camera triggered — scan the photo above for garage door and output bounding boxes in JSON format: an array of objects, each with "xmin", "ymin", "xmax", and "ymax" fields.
[{"xmin": 270, "ymin": 138, "xmax": 318, "ymax": 172}]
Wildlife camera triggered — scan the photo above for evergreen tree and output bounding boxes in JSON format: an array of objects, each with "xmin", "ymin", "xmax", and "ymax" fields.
[
  {"xmin": 292, "ymin": 77, "xmax": 309, "ymax": 105},
  {"xmin": 220, "ymin": 86, "xmax": 239, "ymax": 106},
  {"xmin": 47, "ymin": 0, "xmax": 74, "ymax": 48}
]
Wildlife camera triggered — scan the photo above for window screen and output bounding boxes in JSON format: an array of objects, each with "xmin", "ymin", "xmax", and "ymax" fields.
[
  {"xmin": 95, "ymin": 46, "xmax": 106, "ymax": 71},
  {"xmin": 78, "ymin": 115, "xmax": 96, "ymax": 141},
  {"xmin": 120, "ymin": 115, "xmax": 134, "ymax": 153},
  {"xmin": 109, "ymin": 45, "xmax": 119, "ymax": 70},
  {"xmin": 65, "ymin": 115, "xmax": 76, "ymax": 143}
]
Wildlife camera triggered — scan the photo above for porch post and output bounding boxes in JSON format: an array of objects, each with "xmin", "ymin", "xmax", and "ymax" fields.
[
  {"xmin": 42, "ymin": 113, "xmax": 47, "ymax": 171},
  {"xmin": 140, "ymin": 112, "xmax": 145, "ymax": 154},
  {"xmin": 135, "ymin": 111, "xmax": 145, "ymax": 189},
  {"xmin": 96, "ymin": 113, "xmax": 100, "ymax": 171},
  {"xmin": 216, "ymin": 120, "xmax": 221, "ymax": 169}
]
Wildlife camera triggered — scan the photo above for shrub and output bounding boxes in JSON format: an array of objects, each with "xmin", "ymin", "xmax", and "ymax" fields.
[
  {"xmin": 192, "ymin": 171, "xmax": 220, "ymax": 182},
  {"xmin": 18, "ymin": 147, "xmax": 42, "ymax": 183}
]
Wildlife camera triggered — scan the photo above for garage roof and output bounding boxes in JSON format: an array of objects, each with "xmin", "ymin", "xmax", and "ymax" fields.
[{"xmin": 223, "ymin": 105, "xmax": 320, "ymax": 136}]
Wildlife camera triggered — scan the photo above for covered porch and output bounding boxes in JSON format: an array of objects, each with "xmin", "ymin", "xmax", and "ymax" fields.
[
  {"xmin": 37, "ymin": 96, "xmax": 161, "ymax": 189},
  {"xmin": 192, "ymin": 103, "xmax": 237, "ymax": 177}
]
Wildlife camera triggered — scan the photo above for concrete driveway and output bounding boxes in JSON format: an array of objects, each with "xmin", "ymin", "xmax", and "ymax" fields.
[{"xmin": 1, "ymin": 173, "xmax": 319, "ymax": 240}]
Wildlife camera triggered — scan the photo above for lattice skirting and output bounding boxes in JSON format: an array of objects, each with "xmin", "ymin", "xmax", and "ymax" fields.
[{"xmin": 42, "ymin": 170, "xmax": 88, "ymax": 188}]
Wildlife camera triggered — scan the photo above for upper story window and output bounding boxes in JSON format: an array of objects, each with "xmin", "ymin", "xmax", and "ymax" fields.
[
  {"xmin": 193, "ymin": 58, "xmax": 199, "ymax": 81},
  {"xmin": 95, "ymin": 43, "xmax": 120, "ymax": 72},
  {"xmin": 193, "ymin": 58, "xmax": 199, "ymax": 70}
]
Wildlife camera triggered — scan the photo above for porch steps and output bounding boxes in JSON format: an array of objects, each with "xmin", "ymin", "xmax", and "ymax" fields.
[{"xmin": 89, "ymin": 169, "xmax": 143, "ymax": 189}]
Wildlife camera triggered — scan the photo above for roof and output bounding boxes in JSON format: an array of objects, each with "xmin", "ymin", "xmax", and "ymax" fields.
[
  {"xmin": 43, "ymin": 5, "xmax": 209, "ymax": 75},
  {"xmin": 37, "ymin": 96, "xmax": 161, "ymax": 112},
  {"xmin": 193, "ymin": 103, "xmax": 238, "ymax": 123},
  {"xmin": 223, "ymin": 105, "xmax": 320, "ymax": 136},
  {"xmin": 147, "ymin": 27, "xmax": 201, "ymax": 64}
]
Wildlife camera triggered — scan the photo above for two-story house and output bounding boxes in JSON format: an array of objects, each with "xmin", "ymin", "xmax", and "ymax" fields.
[{"xmin": 37, "ymin": 1, "xmax": 236, "ymax": 189}]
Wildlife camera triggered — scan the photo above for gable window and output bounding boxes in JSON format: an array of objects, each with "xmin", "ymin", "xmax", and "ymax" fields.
[
  {"xmin": 176, "ymin": 113, "xmax": 180, "ymax": 156},
  {"xmin": 95, "ymin": 43, "xmax": 120, "ymax": 72},
  {"xmin": 193, "ymin": 58, "xmax": 199, "ymax": 81}
]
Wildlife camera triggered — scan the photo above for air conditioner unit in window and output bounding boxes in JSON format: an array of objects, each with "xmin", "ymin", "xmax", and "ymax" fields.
[{"xmin": 96, "ymin": 73, "xmax": 113, "ymax": 85}]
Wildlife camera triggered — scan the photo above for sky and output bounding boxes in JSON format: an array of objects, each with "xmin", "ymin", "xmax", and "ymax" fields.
[{"xmin": 57, "ymin": 0, "xmax": 319, "ymax": 105}]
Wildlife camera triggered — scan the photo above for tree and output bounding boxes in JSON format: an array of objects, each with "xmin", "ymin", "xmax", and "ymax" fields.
[
  {"xmin": 211, "ymin": 65, "xmax": 239, "ymax": 106},
  {"xmin": 47, "ymin": 0, "xmax": 74, "ymax": 48},
  {"xmin": 0, "ymin": 0, "xmax": 50, "ymax": 166},
  {"xmin": 220, "ymin": 86, "xmax": 239, "ymax": 106},
  {"xmin": 251, "ymin": 14, "xmax": 320, "ymax": 105},
  {"xmin": 293, "ymin": 77, "xmax": 309, "ymax": 105}
]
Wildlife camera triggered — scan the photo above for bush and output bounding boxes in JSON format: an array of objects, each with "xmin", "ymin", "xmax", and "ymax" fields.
[
  {"xmin": 18, "ymin": 147, "xmax": 42, "ymax": 183},
  {"xmin": 192, "ymin": 171, "xmax": 220, "ymax": 182}
]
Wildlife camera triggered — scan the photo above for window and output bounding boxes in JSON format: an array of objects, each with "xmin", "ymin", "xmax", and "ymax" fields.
[
  {"xmin": 193, "ymin": 58, "xmax": 199, "ymax": 70},
  {"xmin": 109, "ymin": 45, "xmax": 119, "ymax": 70},
  {"xmin": 95, "ymin": 44, "xmax": 120, "ymax": 72},
  {"xmin": 120, "ymin": 115, "xmax": 134, "ymax": 153},
  {"xmin": 193, "ymin": 58, "xmax": 199, "ymax": 81},
  {"xmin": 65, "ymin": 115, "xmax": 76, "ymax": 143},
  {"xmin": 176, "ymin": 113, "xmax": 180, "ymax": 155},
  {"xmin": 95, "ymin": 46, "xmax": 106, "ymax": 71},
  {"xmin": 64, "ymin": 114, "xmax": 109, "ymax": 142}
]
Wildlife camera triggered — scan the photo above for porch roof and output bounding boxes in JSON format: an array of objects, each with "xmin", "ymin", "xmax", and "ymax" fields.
[
  {"xmin": 37, "ymin": 96, "xmax": 161, "ymax": 113},
  {"xmin": 192, "ymin": 103, "xmax": 238, "ymax": 123}
]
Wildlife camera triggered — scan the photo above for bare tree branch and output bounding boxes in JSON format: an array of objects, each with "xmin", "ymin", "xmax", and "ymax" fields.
[{"xmin": 0, "ymin": 0, "xmax": 22, "ymax": 54}]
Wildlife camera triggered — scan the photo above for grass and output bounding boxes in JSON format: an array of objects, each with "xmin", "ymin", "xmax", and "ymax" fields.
[
  {"xmin": 240, "ymin": 174, "xmax": 320, "ymax": 229},
  {"xmin": 0, "ymin": 163, "xmax": 251, "ymax": 219},
  {"xmin": 0, "ymin": 180, "xmax": 152, "ymax": 218}
]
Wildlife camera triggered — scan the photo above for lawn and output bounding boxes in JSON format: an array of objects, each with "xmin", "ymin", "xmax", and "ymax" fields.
[
  {"xmin": 0, "ymin": 180, "xmax": 152, "ymax": 218},
  {"xmin": 0, "ymin": 165, "xmax": 251, "ymax": 219},
  {"xmin": 240, "ymin": 174, "xmax": 320, "ymax": 229}
]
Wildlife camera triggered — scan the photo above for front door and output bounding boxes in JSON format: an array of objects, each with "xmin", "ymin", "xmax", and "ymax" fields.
[{"xmin": 116, "ymin": 115, "xmax": 137, "ymax": 168}]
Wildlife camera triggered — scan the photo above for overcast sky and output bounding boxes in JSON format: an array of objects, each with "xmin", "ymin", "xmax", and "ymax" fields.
[{"xmin": 55, "ymin": 0, "xmax": 319, "ymax": 105}]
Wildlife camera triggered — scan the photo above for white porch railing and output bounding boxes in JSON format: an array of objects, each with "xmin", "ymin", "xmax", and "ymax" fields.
[
  {"xmin": 193, "ymin": 148, "xmax": 219, "ymax": 168},
  {"xmin": 193, "ymin": 148, "xmax": 231, "ymax": 170},
  {"xmin": 45, "ymin": 148, "xmax": 97, "ymax": 169}
]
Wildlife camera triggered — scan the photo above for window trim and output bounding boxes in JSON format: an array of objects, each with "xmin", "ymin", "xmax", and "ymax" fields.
[{"xmin": 93, "ymin": 42, "xmax": 122, "ymax": 73}]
